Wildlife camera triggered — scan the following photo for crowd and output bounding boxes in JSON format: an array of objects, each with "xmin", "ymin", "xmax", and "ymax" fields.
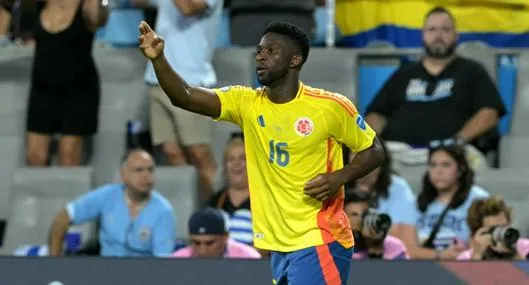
[{"xmin": 0, "ymin": 0, "xmax": 527, "ymax": 264}]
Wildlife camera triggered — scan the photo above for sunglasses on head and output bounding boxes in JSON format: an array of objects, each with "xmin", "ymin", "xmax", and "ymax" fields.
[{"xmin": 428, "ymin": 137, "xmax": 465, "ymax": 150}]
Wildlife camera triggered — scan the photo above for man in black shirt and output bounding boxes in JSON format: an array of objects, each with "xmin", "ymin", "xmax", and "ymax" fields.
[{"xmin": 365, "ymin": 7, "xmax": 506, "ymax": 148}]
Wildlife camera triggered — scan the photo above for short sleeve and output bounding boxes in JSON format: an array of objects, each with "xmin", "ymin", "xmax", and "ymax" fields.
[
  {"xmin": 468, "ymin": 63, "xmax": 506, "ymax": 117},
  {"xmin": 386, "ymin": 177, "xmax": 417, "ymax": 225},
  {"xmin": 213, "ymin": 85, "xmax": 256, "ymax": 127},
  {"xmin": 328, "ymin": 94, "xmax": 376, "ymax": 152},
  {"xmin": 365, "ymin": 70, "xmax": 403, "ymax": 116},
  {"xmin": 152, "ymin": 209, "xmax": 177, "ymax": 257},
  {"xmin": 66, "ymin": 185, "xmax": 114, "ymax": 225}
]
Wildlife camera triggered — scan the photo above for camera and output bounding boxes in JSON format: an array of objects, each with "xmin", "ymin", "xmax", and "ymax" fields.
[
  {"xmin": 489, "ymin": 226, "xmax": 520, "ymax": 248},
  {"xmin": 362, "ymin": 209, "xmax": 392, "ymax": 234}
]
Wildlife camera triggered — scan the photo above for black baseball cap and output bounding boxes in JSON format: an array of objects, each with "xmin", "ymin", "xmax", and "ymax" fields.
[{"xmin": 188, "ymin": 207, "xmax": 227, "ymax": 235}]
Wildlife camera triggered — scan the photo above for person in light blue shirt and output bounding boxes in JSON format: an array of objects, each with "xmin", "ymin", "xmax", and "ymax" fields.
[
  {"xmin": 48, "ymin": 148, "xmax": 176, "ymax": 257},
  {"xmin": 404, "ymin": 141, "xmax": 489, "ymax": 260},
  {"xmin": 352, "ymin": 140, "xmax": 417, "ymax": 238},
  {"xmin": 144, "ymin": 0, "xmax": 223, "ymax": 203}
]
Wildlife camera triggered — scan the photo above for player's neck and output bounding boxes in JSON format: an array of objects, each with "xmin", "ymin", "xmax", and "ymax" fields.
[{"xmin": 265, "ymin": 74, "xmax": 300, "ymax": 104}]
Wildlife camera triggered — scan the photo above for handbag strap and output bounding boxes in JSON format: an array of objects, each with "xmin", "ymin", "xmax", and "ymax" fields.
[{"xmin": 423, "ymin": 202, "xmax": 452, "ymax": 249}]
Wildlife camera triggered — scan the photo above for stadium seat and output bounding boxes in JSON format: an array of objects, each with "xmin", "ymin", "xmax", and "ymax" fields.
[
  {"xmin": 300, "ymin": 48, "xmax": 356, "ymax": 102},
  {"xmin": 506, "ymin": 198, "xmax": 529, "ymax": 237},
  {"xmin": 212, "ymin": 48, "xmax": 255, "ymax": 88},
  {"xmin": 474, "ymin": 168, "xmax": 529, "ymax": 201},
  {"xmin": 499, "ymin": 136, "xmax": 529, "ymax": 168},
  {"xmin": 152, "ymin": 166, "xmax": 199, "ymax": 239},
  {"xmin": 0, "ymin": 167, "xmax": 94, "ymax": 255},
  {"xmin": 0, "ymin": 137, "xmax": 23, "ymax": 221},
  {"xmin": 0, "ymin": 58, "xmax": 31, "ymax": 137},
  {"xmin": 509, "ymin": 52, "xmax": 529, "ymax": 137},
  {"xmin": 457, "ymin": 41, "xmax": 496, "ymax": 82}
]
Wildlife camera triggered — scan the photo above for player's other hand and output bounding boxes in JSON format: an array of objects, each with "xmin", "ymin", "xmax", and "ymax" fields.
[
  {"xmin": 138, "ymin": 21, "xmax": 164, "ymax": 60},
  {"xmin": 304, "ymin": 172, "xmax": 344, "ymax": 201}
]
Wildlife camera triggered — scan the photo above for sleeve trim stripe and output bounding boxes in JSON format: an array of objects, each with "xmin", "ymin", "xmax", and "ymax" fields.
[{"xmin": 304, "ymin": 92, "xmax": 358, "ymax": 118}]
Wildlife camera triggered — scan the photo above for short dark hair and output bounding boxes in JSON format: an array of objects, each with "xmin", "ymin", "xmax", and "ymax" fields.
[
  {"xmin": 424, "ymin": 6, "xmax": 455, "ymax": 24},
  {"xmin": 344, "ymin": 190, "xmax": 371, "ymax": 205},
  {"xmin": 262, "ymin": 21, "xmax": 310, "ymax": 64}
]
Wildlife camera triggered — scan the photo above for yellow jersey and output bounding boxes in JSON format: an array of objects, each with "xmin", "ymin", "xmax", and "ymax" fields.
[{"xmin": 213, "ymin": 82, "xmax": 376, "ymax": 252}]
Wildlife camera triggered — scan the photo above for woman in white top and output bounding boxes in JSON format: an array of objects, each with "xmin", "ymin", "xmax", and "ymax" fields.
[{"xmin": 400, "ymin": 139, "xmax": 489, "ymax": 260}]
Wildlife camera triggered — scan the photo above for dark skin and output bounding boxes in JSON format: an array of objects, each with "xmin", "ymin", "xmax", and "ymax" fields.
[{"xmin": 138, "ymin": 21, "xmax": 385, "ymax": 201}]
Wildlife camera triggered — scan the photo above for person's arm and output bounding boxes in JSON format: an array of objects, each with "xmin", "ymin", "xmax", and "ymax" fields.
[
  {"xmin": 456, "ymin": 108, "xmax": 499, "ymax": 142},
  {"xmin": 152, "ymin": 210, "xmax": 177, "ymax": 257},
  {"xmin": 172, "ymin": 0, "xmax": 214, "ymax": 16},
  {"xmin": 139, "ymin": 21, "xmax": 221, "ymax": 118},
  {"xmin": 304, "ymin": 96, "xmax": 384, "ymax": 201},
  {"xmin": 456, "ymin": 63, "xmax": 506, "ymax": 142},
  {"xmin": 364, "ymin": 69, "xmax": 403, "ymax": 134},
  {"xmin": 48, "ymin": 186, "xmax": 111, "ymax": 256},
  {"xmin": 82, "ymin": 0, "xmax": 109, "ymax": 31}
]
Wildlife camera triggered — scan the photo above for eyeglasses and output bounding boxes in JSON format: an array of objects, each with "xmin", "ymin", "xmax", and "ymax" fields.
[{"xmin": 428, "ymin": 137, "xmax": 465, "ymax": 150}]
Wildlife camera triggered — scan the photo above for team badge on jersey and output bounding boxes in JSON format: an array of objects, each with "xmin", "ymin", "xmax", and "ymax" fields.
[
  {"xmin": 356, "ymin": 115, "xmax": 366, "ymax": 130},
  {"xmin": 294, "ymin": 117, "xmax": 314, "ymax": 136}
]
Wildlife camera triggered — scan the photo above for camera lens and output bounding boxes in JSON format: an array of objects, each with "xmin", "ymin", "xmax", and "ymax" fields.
[
  {"xmin": 376, "ymin": 214, "xmax": 392, "ymax": 232},
  {"xmin": 502, "ymin": 228, "xmax": 520, "ymax": 246}
]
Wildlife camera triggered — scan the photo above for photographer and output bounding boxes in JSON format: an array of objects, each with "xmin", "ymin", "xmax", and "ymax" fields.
[
  {"xmin": 344, "ymin": 190, "xmax": 409, "ymax": 260},
  {"xmin": 457, "ymin": 196, "xmax": 529, "ymax": 260}
]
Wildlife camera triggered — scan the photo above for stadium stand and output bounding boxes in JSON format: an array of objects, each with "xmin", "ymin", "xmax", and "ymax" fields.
[{"xmin": 0, "ymin": 167, "xmax": 94, "ymax": 255}]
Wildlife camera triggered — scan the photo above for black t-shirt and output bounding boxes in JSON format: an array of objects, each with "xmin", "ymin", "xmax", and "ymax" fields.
[
  {"xmin": 366, "ymin": 57, "xmax": 506, "ymax": 146},
  {"xmin": 206, "ymin": 188, "xmax": 251, "ymax": 215}
]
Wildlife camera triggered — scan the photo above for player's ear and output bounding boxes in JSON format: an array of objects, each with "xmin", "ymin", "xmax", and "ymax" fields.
[{"xmin": 290, "ymin": 55, "xmax": 303, "ymax": 69}]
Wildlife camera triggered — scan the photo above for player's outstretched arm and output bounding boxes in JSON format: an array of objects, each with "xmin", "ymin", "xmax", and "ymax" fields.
[{"xmin": 138, "ymin": 21, "xmax": 221, "ymax": 118}]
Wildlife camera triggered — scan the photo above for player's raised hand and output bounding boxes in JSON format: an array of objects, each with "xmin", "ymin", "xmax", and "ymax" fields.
[
  {"xmin": 304, "ymin": 172, "xmax": 344, "ymax": 201},
  {"xmin": 138, "ymin": 21, "xmax": 164, "ymax": 60}
]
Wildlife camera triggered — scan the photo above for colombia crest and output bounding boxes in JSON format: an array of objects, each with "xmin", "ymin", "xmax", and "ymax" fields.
[{"xmin": 294, "ymin": 117, "xmax": 314, "ymax": 136}]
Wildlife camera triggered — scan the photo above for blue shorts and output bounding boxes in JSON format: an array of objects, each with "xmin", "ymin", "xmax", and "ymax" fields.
[{"xmin": 271, "ymin": 241, "xmax": 353, "ymax": 285}]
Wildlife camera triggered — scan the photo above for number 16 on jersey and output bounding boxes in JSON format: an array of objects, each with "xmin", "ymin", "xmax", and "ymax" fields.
[{"xmin": 269, "ymin": 140, "xmax": 290, "ymax": 167}]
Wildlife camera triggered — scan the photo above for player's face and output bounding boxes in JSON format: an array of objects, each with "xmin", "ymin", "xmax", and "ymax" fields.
[
  {"xmin": 121, "ymin": 151, "xmax": 155, "ymax": 194},
  {"xmin": 428, "ymin": 149, "xmax": 459, "ymax": 192},
  {"xmin": 356, "ymin": 167, "xmax": 381, "ymax": 192},
  {"xmin": 344, "ymin": 202, "xmax": 368, "ymax": 231},
  {"xmin": 422, "ymin": 12, "xmax": 457, "ymax": 59},
  {"xmin": 226, "ymin": 144, "xmax": 248, "ymax": 189},
  {"xmin": 190, "ymin": 234, "xmax": 228, "ymax": 258},
  {"xmin": 256, "ymin": 33, "xmax": 292, "ymax": 86}
]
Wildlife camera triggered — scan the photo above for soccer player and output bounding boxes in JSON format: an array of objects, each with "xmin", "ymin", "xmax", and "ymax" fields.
[{"xmin": 138, "ymin": 21, "xmax": 385, "ymax": 284}]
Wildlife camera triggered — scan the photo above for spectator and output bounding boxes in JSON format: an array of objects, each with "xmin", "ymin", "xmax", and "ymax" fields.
[
  {"xmin": 206, "ymin": 134, "xmax": 252, "ymax": 245},
  {"xmin": 130, "ymin": 0, "xmax": 158, "ymax": 28},
  {"xmin": 48, "ymin": 149, "xmax": 177, "ymax": 257},
  {"xmin": 0, "ymin": 0, "xmax": 37, "ymax": 44},
  {"xmin": 350, "ymin": 140, "xmax": 416, "ymax": 241},
  {"xmin": 402, "ymin": 141, "xmax": 489, "ymax": 259},
  {"xmin": 344, "ymin": 190, "xmax": 409, "ymax": 260},
  {"xmin": 172, "ymin": 207, "xmax": 261, "ymax": 258},
  {"xmin": 144, "ymin": 0, "xmax": 220, "ymax": 202},
  {"xmin": 365, "ymin": 7, "xmax": 505, "ymax": 154},
  {"xmin": 229, "ymin": 0, "xmax": 317, "ymax": 46},
  {"xmin": 25, "ymin": 0, "xmax": 108, "ymax": 166},
  {"xmin": 458, "ymin": 196, "xmax": 529, "ymax": 260}
]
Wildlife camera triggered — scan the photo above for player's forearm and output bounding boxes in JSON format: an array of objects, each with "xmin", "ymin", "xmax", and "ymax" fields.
[
  {"xmin": 48, "ymin": 208, "xmax": 71, "ymax": 256},
  {"xmin": 152, "ymin": 54, "xmax": 194, "ymax": 109},
  {"xmin": 339, "ymin": 137, "xmax": 385, "ymax": 185},
  {"xmin": 456, "ymin": 108, "xmax": 498, "ymax": 142}
]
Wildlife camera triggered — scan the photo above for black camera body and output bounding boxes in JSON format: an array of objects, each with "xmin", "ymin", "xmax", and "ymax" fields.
[
  {"xmin": 489, "ymin": 226, "xmax": 520, "ymax": 248},
  {"xmin": 362, "ymin": 209, "xmax": 392, "ymax": 234}
]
